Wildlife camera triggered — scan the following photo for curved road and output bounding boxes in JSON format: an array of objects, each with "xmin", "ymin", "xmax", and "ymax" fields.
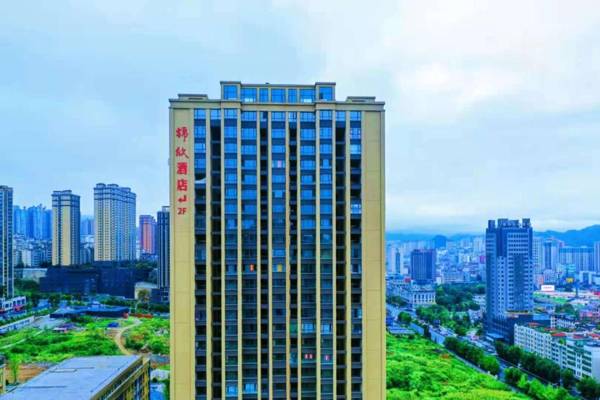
[{"xmin": 114, "ymin": 318, "xmax": 141, "ymax": 355}]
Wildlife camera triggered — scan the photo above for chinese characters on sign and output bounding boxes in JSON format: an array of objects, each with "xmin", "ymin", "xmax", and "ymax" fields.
[{"xmin": 175, "ymin": 126, "xmax": 190, "ymax": 215}]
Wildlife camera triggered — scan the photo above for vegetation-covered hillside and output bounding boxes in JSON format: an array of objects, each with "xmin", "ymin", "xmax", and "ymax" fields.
[{"xmin": 386, "ymin": 334, "xmax": 527, "ymax": 399}]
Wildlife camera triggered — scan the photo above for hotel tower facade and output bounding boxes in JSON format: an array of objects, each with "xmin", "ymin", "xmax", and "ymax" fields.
[{"xmin": 169, "ymin": 82, "xmax": 385, "ymax": 399}]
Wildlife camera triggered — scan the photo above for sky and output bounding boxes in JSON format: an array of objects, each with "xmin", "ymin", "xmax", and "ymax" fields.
[{"xmin": 1, "ymin": 0, "xmax": 600, "ymax": 234}]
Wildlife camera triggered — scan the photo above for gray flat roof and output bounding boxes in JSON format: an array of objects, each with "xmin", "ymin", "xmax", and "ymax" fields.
[{"xmin": 2, "ymin": 355, "xmax": 140, "ymax": 400}]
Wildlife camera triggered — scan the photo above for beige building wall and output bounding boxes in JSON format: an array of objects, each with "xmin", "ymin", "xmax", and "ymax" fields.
[{"xmin": 52, "ymin": 191, "xmax": 80, "ymax": 266}]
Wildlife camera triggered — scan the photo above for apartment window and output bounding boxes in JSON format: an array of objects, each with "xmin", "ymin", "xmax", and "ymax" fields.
[
  {"xmin": 223, "ymin": 85, "xmax": 238, "ymax": 100},
  {"xmin": 350, "ymin": 127, "xmax": 361, "ymax": 140},
  {"xmin": 259, "ymin": 88, "xmax": 269, "ymax": 102},
  {"xmin": 224, "ymin": 108, "xmax": 237, "ymax": 119},
  {"xmin": 301, "ymin": 175, "xmax": 314, "ymax": 184},
  {"xmin": 320, "ymin": 174, "xmax": 332, "ymax": 184},
  {"xmin": 225, "ymin": 158, "xmax": 237, "ymax": 168},
  {"xmin": 225, "ymin": 188, "xmax": 237, "ymax": 199},
  {"xmin": 319, "ymin": 86, "xmax": 334, "ymax": 101},
  {"xmin": 241, "ymin": 145, "xmax": 257, "ymax": 155},
  {"xmin": 350, "ymin": 111, "xmax": 361, "ymax": 121},
  {"xmin": 271, "ymin": 88, "xmax": 285, "ymax": 103},
  {"xmin": 194, "ymin": 109, "xmax": 206, "ymax": 119},
  {"xmin": 241, "ymin": 88, "xmax": 257, "ymax": 103},
  {"xmin": 300, "ymin": 88, "xmax": 316, "ymax": 103},
  {"xmin": 241, "ymin": 111, "xmax": 257, "ymax": 121},
  {"xmin": 300, "ymin": 145, "xmax": 315, "ymax": 155},
  {"xmin": 194, "ymin": 125, "xmax": 206, "ymax": 139},
  {"xmin": 319, "ymin": 110, "xmax": 333, "ymax": 120},
  {"xmin": 288, "ymin": 88, "xmax": 298, "ymax": 103},
  {"xmin": 320, "ymin": 127, "xmax": 332, "ymax": 139},
  {"xmin": 224, "ymin": 143, "xmax": 237, "ymax": 153},
  {"xmin": 210, "ymin": 109, "xmax": 221, "ymax": 120},
  {"xmin": 243, "ymin": 159, "xmax": 257, "ymax": 169},
  {"xmin": 350, "ymin": 144, "xmax": 362, "ymax": 155},
  {"xmin": 224, "ymin": 126, "xmax": 237, "ymax": 138},
  {"xmin": 300, "ymin": 160, "xmax": 316, "ymax": 170},
  {"xmin": 320, "ymin": 144, "xmax": 332, "ymax": 154},
  {"xmin": 336, "ymin": 111, "xmax": 346, "ymax": 122},
  {"xmin": 272, "ymin": 111, "xmax": 285, "ymax": 121},
  {"xmin": 272, "ymin": 159, "xmax": 285, "ymax": 168},
  {"xmin": 271, "ymin": 129, "xmax": 285, "ymax": 139},
  {"xmin": 241, "ymin": 128, "xmax": 256, "ymax": 139},
  {"xmin": 194, "ymin": 143, "xmax": 206, "ymax": 153},
  {"xmin": 300, "ymin": 129, "xmax": 316, "ymax": 140},
  {"xmin": 301, "ymin": 189, "xmax": 314, "ymax": 199},
  {"xmin": 300, "ymin": 112, "xmax": 316, "ymax": 122}
]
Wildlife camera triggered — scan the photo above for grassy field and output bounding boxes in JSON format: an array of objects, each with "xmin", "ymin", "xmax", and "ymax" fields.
[
  {"xmin": 124, "ymin": 317, "xmax": 169, "ymax": 355},
  {"xmin": 0, "ymin": 319, "xmax": 121, "ymax": 364},
  {"xmin": 386, "ymin": 334, "xmax": 528, "ymax": 400}
]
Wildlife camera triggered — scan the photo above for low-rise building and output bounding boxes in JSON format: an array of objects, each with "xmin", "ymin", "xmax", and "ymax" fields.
[
  {"xmin": 551, "ymin": 313, "xmax": 579, "ymax": 330},
  {"xmin": 514, "ymin": 323, "xmax": 600, "ymax": 381},
  {"xmin": 2, "ymin": 355, "xmax": 149, "ymax": 400},
  {"xmin": 399, "ymin": 284, "xmax": 436, "ymax": 309}
]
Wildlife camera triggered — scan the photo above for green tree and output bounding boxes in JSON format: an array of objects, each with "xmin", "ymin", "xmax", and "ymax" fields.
[
  {"xmin": 9, "ymin": 356, "xmax": 21, "ymax": 384},
  {"xmin": 561, "ymin": 368, "xmax": 575, "ymax": 389},
  {"xmin": 398, "ymin": 312, "xmax": 412, "ymax": 325},
  {"xmin": 506, "ymin": 345, "xmax": 523, "ymax": 366},
  {"xmin": 578, "ymin": 377, "xmax": 600, "ymax": 400},
  {"xmin": 504, "ymin": 367, "xmax": 523, "ymax": 386},
  {"xmin": 480, "ymin": 355, "xmax": 500, "ymax": 376}
]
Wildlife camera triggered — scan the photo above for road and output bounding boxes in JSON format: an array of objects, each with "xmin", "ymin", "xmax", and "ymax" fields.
[{"xmin": 113, "ymin": 318, "xmax": 141, "ymax": 355}]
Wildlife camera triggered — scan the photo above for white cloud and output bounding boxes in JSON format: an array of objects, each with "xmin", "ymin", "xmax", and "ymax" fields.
[{"xmin": 2, "ymin": 1, "xmax": 600, "ymax": 232}]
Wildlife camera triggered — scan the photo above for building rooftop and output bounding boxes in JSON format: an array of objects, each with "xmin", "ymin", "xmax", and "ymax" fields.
[
  {"xmin": 171, "ymin": 81, "xmax": 384, "ymax": 106},
  {"xmin": 2, "ymin": 355, "xmax": 140, "ymax": 400}
]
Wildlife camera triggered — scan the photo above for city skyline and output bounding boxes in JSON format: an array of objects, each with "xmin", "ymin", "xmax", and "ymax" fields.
[{"xmin": 2, "ymin": 2, "xmax": 600, "ymax": 232}]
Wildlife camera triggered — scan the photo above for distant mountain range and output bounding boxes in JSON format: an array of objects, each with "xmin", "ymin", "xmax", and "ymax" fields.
[
  {"xmin": 535, "ymin": 225, "xmax": 600, "ymax": 247},
  {"xmin": 387, "ymin": 225, "xmax": 600, "ymax": 247}
]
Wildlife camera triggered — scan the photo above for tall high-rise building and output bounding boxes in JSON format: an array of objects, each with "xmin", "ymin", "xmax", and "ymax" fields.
[
  {"xmin": 139, "ymin": 215, "xmax": 156, "ymax": 256},
  {"xmin": 543, "ymin": 238, "xmax": 561, "ymax": 270},
  {"xmin": 559, "ymin": 246, "xmax": 594, "ymax": 271},
  {"xmin": 485, "ymin": 218, "xmax": 534, "ymax": 341},
  {"xmin": 410, "ymin": 249, "xmax": 436, "ymax": 284},
  {"xmin": 12, "ymin": 206, "xmax": 27, "ymax": 236},
  {"xmin": 26, "ymin": 204, "xmax": 52, "ymax": 240},
  {"xmin": 43, "ymin": 208, "xmax": 52, "ymax": 240},
  {"xmin": 169, "ymin": 82, "xmax": 386, "ymax": 399},
  {"xmin": 52, "ymin": 190, "xmax": 81, "ymax": 266},
  {"xmin": 156, "ymin": 207, "xmax": 170, "ymax": 301},
  {"xmin": 80, "ymin": 215, "xmax": 94, "ymax": 237},
  {"xmin": 595, "ymin": 242, "xmax": 600, "ymax": 272},
  {"xmin": 0, "ymin": 186, "xmax": 14, "ymax": 297},
  {"xmin": 532, "ymin": 236, "xmax": 544, "ymax": 274},
  {"xmin": 94, "ymin": 183, "xmax": 136, "ymax": 262}
]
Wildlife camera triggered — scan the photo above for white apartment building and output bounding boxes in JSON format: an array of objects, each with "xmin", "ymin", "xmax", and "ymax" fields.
[
  {"xmin": 514, "ymin": 324, "xmax": 600, "ymax": 381},
  {"xmin": 399, "ymin": 284, "xmax": 436, "ymax": 309}
]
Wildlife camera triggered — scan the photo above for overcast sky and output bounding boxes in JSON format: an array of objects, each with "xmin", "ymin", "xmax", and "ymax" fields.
[{"xmin": 2, "ymin": 1, "xmax": 600, "ymax": 233}]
